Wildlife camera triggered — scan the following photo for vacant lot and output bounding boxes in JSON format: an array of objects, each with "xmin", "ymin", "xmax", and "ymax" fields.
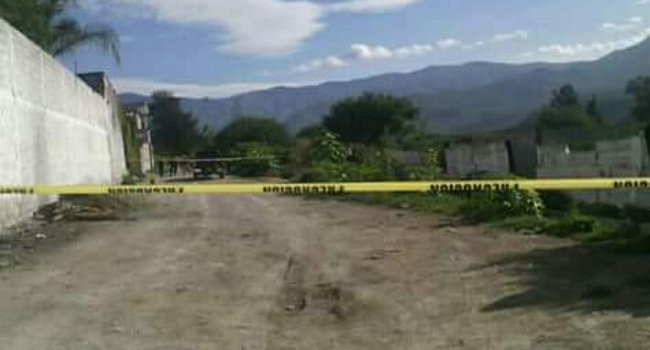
[{"xmin": 1, "ymin": 191, "xmax": 650, "ymax": 350}]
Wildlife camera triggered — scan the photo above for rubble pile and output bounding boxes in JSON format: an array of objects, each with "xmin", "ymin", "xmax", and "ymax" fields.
[{"xmin": 33, "ymin": 196, "xmax": 133, "ymax": 222}]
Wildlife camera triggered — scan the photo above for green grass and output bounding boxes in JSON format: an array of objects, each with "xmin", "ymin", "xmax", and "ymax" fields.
[
  {"xmin": 296, "ymin": 158, "xmax": 650, "ymax": 254},
  {"xmin": 339, "ymin": 192, "xmax": 650, "ymax": 254},
  {"xmin": 493, "ymin": 212, "xmax": 649, "ymax": 253}
]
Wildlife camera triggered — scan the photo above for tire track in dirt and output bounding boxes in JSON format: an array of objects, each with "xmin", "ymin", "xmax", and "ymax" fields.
[{"xmin": 2, "ymin": 191, "xmax": 650, "ymax": 349}]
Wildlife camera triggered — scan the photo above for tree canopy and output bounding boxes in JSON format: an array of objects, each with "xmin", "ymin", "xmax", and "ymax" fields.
[
  {"xmin": 536, "ymin": 105, "xmax": 599, "ymax": 130},
  {"xmin": 586, "ymin": 94, "xmax": 599, "ymax": 120},
  {"xmin": 535, "ymin": 84, "xmax": 602, "ymax": 130},
  {"xmin": 323, "ymin": 93, "xmax": 419, "ymax": 145},
  {"xmin": 626, "ymin": 76, "xmax": 650, "ymax": 124},
  {"xmin": 550, "ymin": 84, "xmax": 580, "ymax": 109},
  {"xmin": 149, "ymin": 91, "xmax": 200, "ymax": 156},
  {"xmin": 215, "ymin": 117, "xmax": 289, "ymax": 155},
  {"xmin": 296, "ymin": 125, "xmax": 326, "ymax": 139},
  {"xmin": 0, "ymin": 0, "xmax": 120, "ymax": 63}
]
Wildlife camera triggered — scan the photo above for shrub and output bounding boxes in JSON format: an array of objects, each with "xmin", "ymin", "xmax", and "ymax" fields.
[
  {"xmin": 308, "ymin": 131, "xmax": 350, "ymax": 164},
  {"xmin": 542, "ymin": 214, "xmax": 596, "ymax": 237},
  {"xmin": 299, "ymin": 161, "xmax": 395, "ymax": 183},
  {"xmin": 623, "ymin": 205, "xmax": 650, "ymax": 223},
  {"xmin": 496, "ymin": 215, "xmax": 546, "ymax": 233},
  {"xmin": 457, "ymin": 190, "xmax": 545, "ymax": 222},
  {"xmin": 576, "ymin": 202, "xmax": 624, "ymax": 219},
  {"xmin": 539, "ymin": 191, "xmax": 574, "ymax": 212},
  {"xmin": 230, "ymin": 142, "xmax": 281, "ymax": 177}
]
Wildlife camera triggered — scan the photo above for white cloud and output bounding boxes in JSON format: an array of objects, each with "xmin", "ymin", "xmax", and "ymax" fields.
[
  {"xmin": 491, "ymin": 30, "xmax": 528, "ymax": 43},
  {"xmin": 602, "ymin": 23, "xmax": 634, "ymax": 32},
  {"xmin": 291, "ymin": 42, "xmax": 435, "ymax": 73},
  {"xmin": 350, "ymin": 43, "xmax": 395, "ymax": 60},
  {"xmin": 437, "ymin": 38, "xmax": 462, "ymax": 49},
  {"xmin": 638, "ymin": 0, "xmax": 650, "ymax": 5},
  {"xmin": 628, "ymin": 16, "xmax": 644, "ymax": 24},
  {"xmin": 113, "ymin": 77, "xmax": 306, "ymax": 98},
  {"xmin": 326, "ymin": 0, "xmax": 421, "ymax": 13},
  {"xmin": 602, "ymin": 17, "xmax": 644, "ymax": 32},
  {"xmin": 349, "ymin": 43, "xmax": 435, "ymax": 60},
  {"xmin": 292, "ymin": 56, "xmax": 349, "ymax": 73},
  {"xmin": 107, "ymin": 0, "xmax": 325, "ymax": 54},
  {"xmin": 395, "ymin": 44, "xmax": 435, "ymax": 57},
  {"xmin": 462, "ymin": 41, "xmax": 485, "ymax": 50},
  {"xmin": 292, "ymin": 29, "xmax": 527, "ymax": 73},
  {"xmin": 80, "ymin": 0, "xmax": 419, "ymax": 55},
  {"xmin": 532, "ymin": 29, "xmax": 650, "ymax": 61}
]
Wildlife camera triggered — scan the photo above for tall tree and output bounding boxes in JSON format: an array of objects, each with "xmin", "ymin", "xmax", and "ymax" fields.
[
  {"xmin": 323, "ymin": 93, "xmax": 419, "ymax": 145},
  {"xmin": 215, "ymin": 118, "xmax": 289, "ymax": 155},
  {"xmin": 586, "ymin": 94, "xmax": 599, "ymax": 119},
  {"xmin": 626, "ymin": 76, "xmax": 650, "ymax": 124},
  {"xmin": 550, "ymin": 84, "xmax": 580, "ymax": 109},
  {"xmin": 149, "ymin": 91, "xmax": 200, "ymax": 156},
  {"xmin": 0, "ymin": 0, "xmax": 120, "ymax": 63},
  {"xmin": 536, "ymin": 85, "xmax": 601, "ymax": 130}
]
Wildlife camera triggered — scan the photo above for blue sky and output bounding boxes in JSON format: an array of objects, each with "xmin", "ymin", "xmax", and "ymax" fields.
[{"xmin": 62, "ymin": 0, "xmax": 650, "ymax": 99}]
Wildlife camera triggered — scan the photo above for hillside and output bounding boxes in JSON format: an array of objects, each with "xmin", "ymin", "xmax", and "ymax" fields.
[{"xmin": 120, "ymin": 37, "xmax": 650, "ymax": 135}]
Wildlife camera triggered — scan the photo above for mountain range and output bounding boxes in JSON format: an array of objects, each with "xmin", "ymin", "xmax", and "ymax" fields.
[{"xmin": 120, "ymin": 37, "xmax": 650, "ymax": 135}]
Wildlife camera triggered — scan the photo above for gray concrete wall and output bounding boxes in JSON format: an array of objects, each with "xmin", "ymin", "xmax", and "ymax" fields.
[
  {"xmin": 536, "ymin": 134, "xmax": 650, "ymax": 206},
  {"xmin": 508, "ymin": 130, "xmax": 538, "ymax": 178},
  {"xmin": 0, "ymin": 19, "xmax": 126, "ymax": 233},
  {"xmin": 445, "ymin": 141, "xmax": 511, "ymax": 177}
]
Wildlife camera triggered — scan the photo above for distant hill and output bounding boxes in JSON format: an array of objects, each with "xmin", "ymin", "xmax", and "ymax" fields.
[{"xmin": 120, "ymin": 37, "xmax": 650, "ymax": 135}]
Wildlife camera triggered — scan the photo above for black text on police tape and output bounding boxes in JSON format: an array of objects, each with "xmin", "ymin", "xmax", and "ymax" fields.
[
  {"xmin": 0, "ymin": 187, "xmax": 35, "ymax": 195},
  {"xmin": 429, "ymin": 183, "xmax": 520, "ymax": 193},
  {"xmin": 614, "ymin": 180, "xmax": 650, "ymax": 189},
  {"xmin": 108, "ymin": 187, "xmax": 184, "ymax": 195},
  {"xmin": 263, "ymin": 185, "xmax": 345, "ymax": 194}
]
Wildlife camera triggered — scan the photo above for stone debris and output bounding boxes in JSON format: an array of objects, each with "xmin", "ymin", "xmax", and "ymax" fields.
[
  {"xmin": 0, "ymin": 197, "xmax": 136, "ymax": 269},
  {"xmin": 33, "ymin": 196, "xmax": 132, "ymax": 223}
]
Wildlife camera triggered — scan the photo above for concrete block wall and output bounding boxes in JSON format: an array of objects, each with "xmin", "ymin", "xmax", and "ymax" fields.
[
  {"xmin": 536, "ymin": 145, "xmax": 600, "ymax": 178},
  {"xmin": 0, "ymin": 19, "xmax": 126, "ymax": 233},
  {"xmin": 445, "ymin": 141, "xmax": 511, "ymax": 177},
  {"xmin": 536, "ymin": 134, "xmax": 650, "ymax": 207},
  {"xmin": 596, "ymin": 135, "xmax": 649, "ymax": 176},
  {"xmin": 508, "ymin": 130, "xmax": 538, "ymax": 178}
]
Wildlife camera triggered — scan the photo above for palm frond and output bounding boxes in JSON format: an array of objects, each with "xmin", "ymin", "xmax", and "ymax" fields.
[
  {"xmin": 52, "ymin": 19, "xmax": 121, "ymax": 65},
  {"xmin": 40, "ymin": 0, "xmax": 71, "ymax": 20}
]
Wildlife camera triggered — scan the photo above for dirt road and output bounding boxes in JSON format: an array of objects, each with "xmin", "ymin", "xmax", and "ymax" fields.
[{"xmin": 2, "ymin": 192, "xmax": 650, "ymax": 349}]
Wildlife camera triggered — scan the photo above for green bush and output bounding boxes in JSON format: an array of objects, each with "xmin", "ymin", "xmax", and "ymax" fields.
[
  {"xmin": 230, "ymin": 142, "xmax": 281, "ymax": 177},
  {"xmin": 623, "ymin": 205, "xmax": 650, "ymax": 223},
  {"xmin": 576, "ymin": 202, "xmax": 624, "ymax": 219},
  {"xmin": 450, "ymin": 190, "xmax": 545, "ymax": 222},
  {"xmin": 299, "ymin": 161, "xmax": 394, "ymax": 183},
  {"xmin": 539, "ymin": 191, "xmax": 574, "ymax": 212},
  {"xmin": 308, "ymin": 130, "xmax": 350, "ymax": 164},
  {"xmin": 496, "ymin": 215, "xmax": 546, "ymax": 233},
  {"xmin": 542, "ymin": 214, "xmax": 596, "ymax": 237},
  {"xmin": 577, "ymin": 221, "xmax": 640, "ymax": 243}
]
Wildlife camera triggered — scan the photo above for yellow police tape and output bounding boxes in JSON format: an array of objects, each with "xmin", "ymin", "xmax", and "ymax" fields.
[{"xmin": 0, "ymin": 178, "xmax": 649, "ymax": 195}]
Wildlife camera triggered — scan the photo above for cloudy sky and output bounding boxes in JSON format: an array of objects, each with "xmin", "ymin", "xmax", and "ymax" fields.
[{"xmin": 64, "ymin": 0, "xmax": 650, "ymax": 99}]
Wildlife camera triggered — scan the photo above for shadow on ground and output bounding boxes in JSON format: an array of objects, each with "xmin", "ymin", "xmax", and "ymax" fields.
[{"xmin": 475, "ymin": 244, "xmax": 650, "ymax": 317}]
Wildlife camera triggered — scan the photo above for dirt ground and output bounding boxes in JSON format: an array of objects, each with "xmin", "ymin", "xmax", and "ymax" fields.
[{"xmin": 2, "ymin": 190, "xmax": 650, "ymax": 350}]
